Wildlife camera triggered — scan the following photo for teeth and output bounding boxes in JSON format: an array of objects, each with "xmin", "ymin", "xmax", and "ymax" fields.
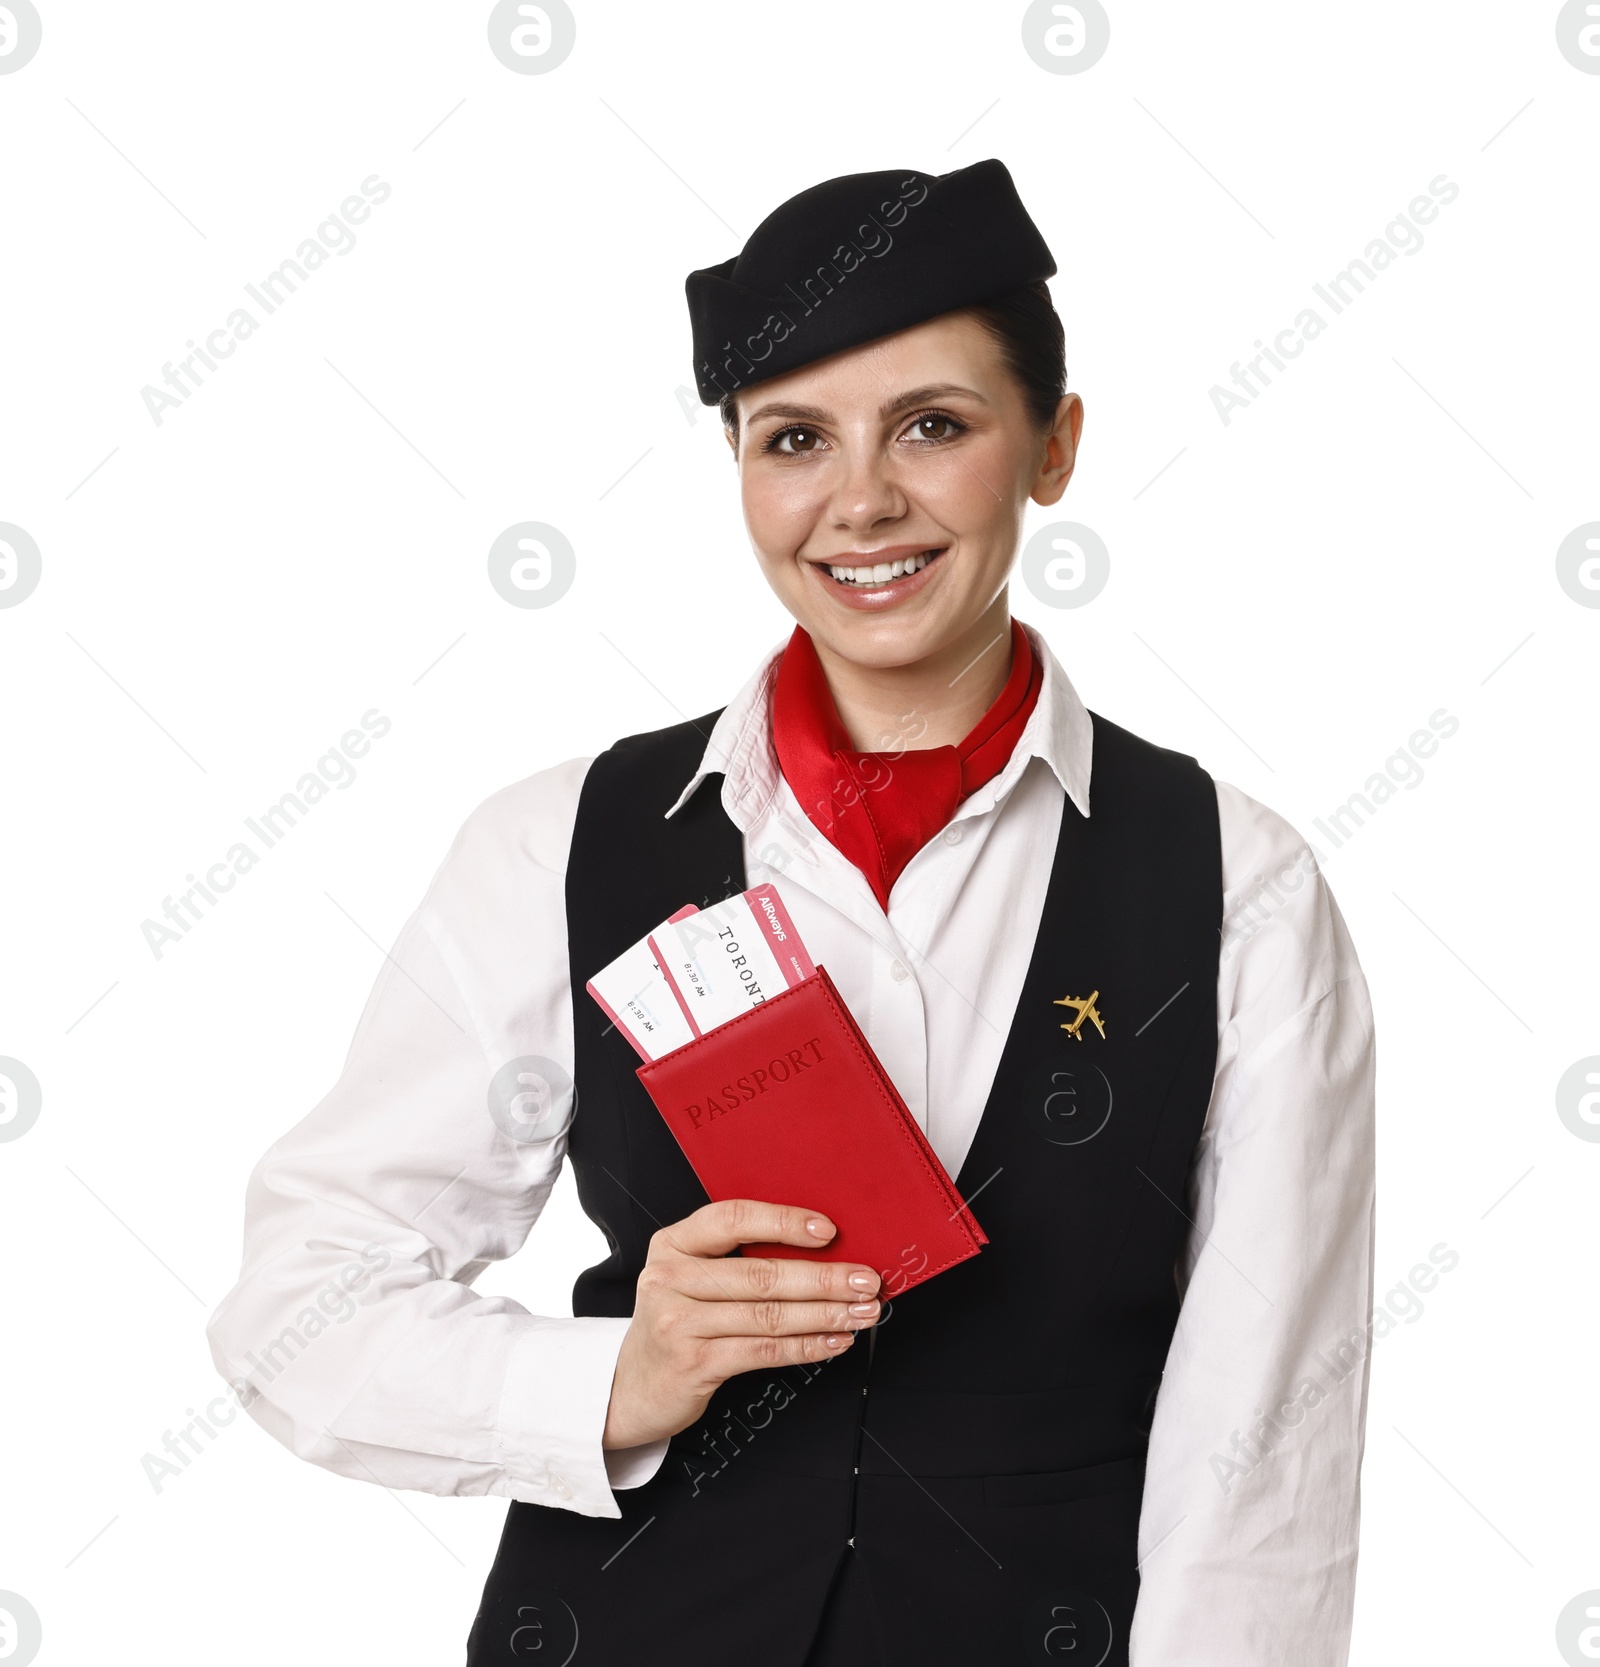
[{"xmin": 827, "ymin": 551, "xmax": 938, "ymax": 585}]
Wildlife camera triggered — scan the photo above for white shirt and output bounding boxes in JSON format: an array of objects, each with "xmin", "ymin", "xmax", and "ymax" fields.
[{"xmin": 207, "ymin": 625, "xmax": 1375, "ymax": 1666}]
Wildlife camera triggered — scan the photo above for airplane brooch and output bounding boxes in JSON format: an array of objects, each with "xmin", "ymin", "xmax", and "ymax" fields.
[{"xmin": 1054, "ymin": 990, "xmax": 1107, "ymax": 1041}]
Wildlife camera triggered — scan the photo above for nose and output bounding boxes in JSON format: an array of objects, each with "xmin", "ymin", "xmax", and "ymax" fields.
[{"xmin": 827, "ymin": 441, "xmax": 907, "ymax": 535}]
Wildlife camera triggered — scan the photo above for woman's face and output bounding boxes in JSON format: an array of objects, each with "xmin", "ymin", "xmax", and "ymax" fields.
[{"xmin": 730, "ymin": 311, "xmax": 1083, "ymax": 672}]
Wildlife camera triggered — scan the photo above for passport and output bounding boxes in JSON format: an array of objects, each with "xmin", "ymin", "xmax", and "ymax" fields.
[{"xmin": 635, "ymin": 965, "xmax": 987, "ymax": 1296}]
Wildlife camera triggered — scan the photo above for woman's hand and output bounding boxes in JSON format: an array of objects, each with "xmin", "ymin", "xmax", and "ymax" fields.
[{"xmin": 601, "ymin": 1199, "xmax": 882, "ymax": 1452}]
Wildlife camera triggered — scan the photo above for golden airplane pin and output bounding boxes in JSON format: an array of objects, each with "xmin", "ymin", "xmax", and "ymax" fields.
[{"xmin": 1055, "ymin": 990, "xmax": 1107, "ymax": 1041}]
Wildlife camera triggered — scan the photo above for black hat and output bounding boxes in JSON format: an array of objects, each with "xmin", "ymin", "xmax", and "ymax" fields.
[{"xmin": 685, "ymin": 158, "xmax": 1056, "ymax": 405}]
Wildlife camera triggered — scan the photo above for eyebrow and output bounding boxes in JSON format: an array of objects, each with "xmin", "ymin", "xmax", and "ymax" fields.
[{"xmin": 741, "ymin": 382, "xmax": 990, "ymax": 427}]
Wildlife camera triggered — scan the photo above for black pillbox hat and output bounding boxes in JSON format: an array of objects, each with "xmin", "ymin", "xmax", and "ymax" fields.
[{"xmin": 685, "ymin": 158, "xmax": 1056, "ymax": 405}]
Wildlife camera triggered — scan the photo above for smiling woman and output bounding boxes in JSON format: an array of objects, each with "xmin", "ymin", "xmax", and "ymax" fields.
[{"xmin": 209, "ymin": 158, "xmax": 1375, "ymax": 1667}]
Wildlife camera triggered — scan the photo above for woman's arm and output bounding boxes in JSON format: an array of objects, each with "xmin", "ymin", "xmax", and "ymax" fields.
[{"xmin": 204, "ymin": 758, "xmax": 664, "ymax": 1519}]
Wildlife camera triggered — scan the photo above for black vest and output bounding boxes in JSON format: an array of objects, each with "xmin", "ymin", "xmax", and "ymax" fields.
[{"xmin": 469, "ymin": 710, "xmax": 1221, "ymax": 1667}]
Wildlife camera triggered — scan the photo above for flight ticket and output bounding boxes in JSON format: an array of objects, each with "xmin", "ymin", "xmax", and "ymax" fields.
[{"xmin": 586, "ymin": 884, "xmax": 816, "ymax": 1063}]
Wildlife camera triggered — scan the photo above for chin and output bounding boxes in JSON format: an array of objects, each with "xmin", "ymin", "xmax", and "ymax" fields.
[{"xmin": 803, "ymin": 608, "xmax": 951, "ymax": 671}]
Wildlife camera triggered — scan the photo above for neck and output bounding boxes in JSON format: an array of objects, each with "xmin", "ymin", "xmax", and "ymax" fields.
[{"xmin": 810, "ymin": 595, "xmax": 1015, "ymax": 751}]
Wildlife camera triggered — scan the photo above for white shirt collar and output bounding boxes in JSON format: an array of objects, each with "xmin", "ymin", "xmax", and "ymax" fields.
[{"xmin": 663, "ymin": 621, "xmax": 1093, "ymax": 830}]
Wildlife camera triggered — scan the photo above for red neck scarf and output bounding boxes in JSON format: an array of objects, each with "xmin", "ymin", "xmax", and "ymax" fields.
[{"xmin": 772, "ymin": 620, "xmax": 1043, "ymax": 910}]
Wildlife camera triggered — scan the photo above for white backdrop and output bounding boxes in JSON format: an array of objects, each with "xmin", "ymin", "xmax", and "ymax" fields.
[{"xmin": 2, "ymin": 3, "xmax": 1597, "ymax": 1663}]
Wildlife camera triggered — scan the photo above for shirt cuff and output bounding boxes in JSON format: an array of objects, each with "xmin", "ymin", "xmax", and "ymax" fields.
[
  {"xmin": 605, "ymin": 1438, "xmax": 669, "ymax": 1490},
  {"xmin": 494, "ymin": 1315, "xmax": 650, "ymax": 1518}
]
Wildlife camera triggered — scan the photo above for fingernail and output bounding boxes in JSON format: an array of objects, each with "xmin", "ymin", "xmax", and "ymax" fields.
[
  {"xmin": 806, "ymin": 1218, "xmax": 832, "ymax": 1238},
  {"xmin": 848, "ymin": 1302, "xmax": 878, "ymax": 1318},
  {"xmin": 825, "ymin": 1333, "xmax": 847, "ymax": 1349},
  {"xmin": 847, "ymin": 1272, "xmax": 876, "ymax": 1291}
]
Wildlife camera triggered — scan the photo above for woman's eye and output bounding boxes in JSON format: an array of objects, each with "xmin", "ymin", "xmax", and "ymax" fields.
[
  {"xmin": 771, "ymin": 426, "xmax": 822, "ymax": 454},
  {"xmin": 906, "ymin": 413, "xmax": 962, "ymax": 442}
]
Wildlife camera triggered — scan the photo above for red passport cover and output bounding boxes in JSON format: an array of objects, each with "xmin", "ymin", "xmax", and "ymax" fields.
[{"xmin": 635, "ymin": 966, "xmax": 986, "ymax": 1296}]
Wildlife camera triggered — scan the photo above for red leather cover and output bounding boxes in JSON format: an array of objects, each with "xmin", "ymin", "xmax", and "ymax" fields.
[{"xmin": 635, "ymin": 966, "xmax": 986, "ymax": 1296}]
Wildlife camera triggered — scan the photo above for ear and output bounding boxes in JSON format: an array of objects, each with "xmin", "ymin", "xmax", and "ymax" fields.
[{"xmin": 1030, "ymin": 393, "xmax": 1084, "ymax": 508}]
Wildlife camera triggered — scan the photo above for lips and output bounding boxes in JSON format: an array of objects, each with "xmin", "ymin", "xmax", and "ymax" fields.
[{"xmin": 806, "ymin": 545, "xmax": 949, "ymax": 611}]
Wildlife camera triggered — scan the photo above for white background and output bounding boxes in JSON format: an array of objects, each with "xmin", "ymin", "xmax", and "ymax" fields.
[{"xmin": 1, "ymin": 3, "xmax": 1596, "ymax": 1662}]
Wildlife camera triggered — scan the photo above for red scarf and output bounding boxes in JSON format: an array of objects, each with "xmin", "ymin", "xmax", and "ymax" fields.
[{"xmin": 772, "ymin": 620, "xmax": 1043, "ymax": 910}]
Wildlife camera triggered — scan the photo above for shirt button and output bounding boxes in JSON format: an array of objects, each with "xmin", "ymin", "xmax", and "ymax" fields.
[
  {"xmin": 942, "ymin": 825, "xmax": 963, "ymax": 845},
  {"xmin": 549, "ymin": 1475, "xmax": 572, "ymax": 1499},
  {"xmin": 889, "ymin": 960, "xmax": 910, "ymax": 982}
]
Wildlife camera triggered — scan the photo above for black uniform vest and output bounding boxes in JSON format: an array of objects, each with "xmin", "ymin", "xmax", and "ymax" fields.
[{"xmin": 468, "ymin": 709, "xmax": 1222, "ymax": 1667}]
